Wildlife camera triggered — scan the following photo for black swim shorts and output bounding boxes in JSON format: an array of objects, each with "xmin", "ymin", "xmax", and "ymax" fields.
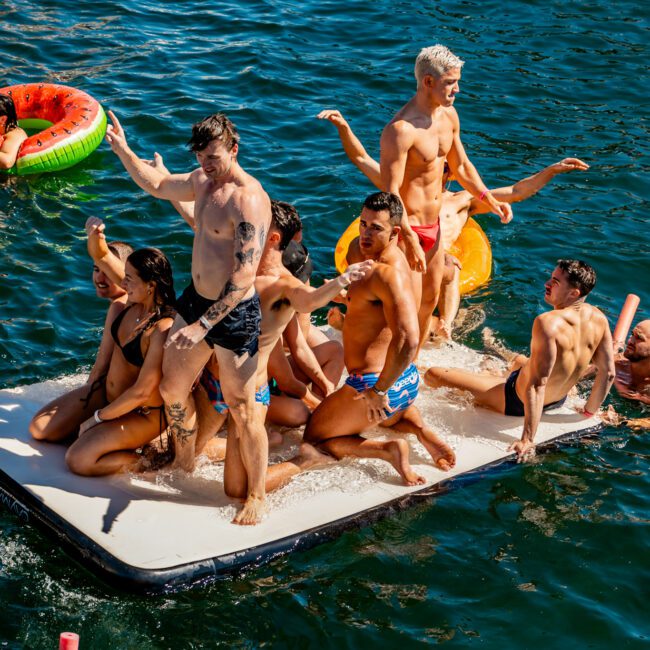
[
  {"xmin": 504, "ymin": 368, "xmax": 567, "ymax": 416},
  {"xmin": 176, "ymin": 281, "xmax": 261, "ymax": 357}
]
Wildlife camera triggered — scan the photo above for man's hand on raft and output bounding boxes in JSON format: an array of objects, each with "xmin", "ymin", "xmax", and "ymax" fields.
[
  {"xmin": 105, "ymin": 110, "xmax": 128, "ymax": 152},
  {"xmin": 508, "ymin": 438, "xmax": 535, "ymax": 463},
  {"xmin": 165, "ymin": 321, "xmax": 208, "ymax": 350}
]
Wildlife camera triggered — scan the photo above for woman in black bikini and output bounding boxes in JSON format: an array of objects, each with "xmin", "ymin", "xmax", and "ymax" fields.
[{"xmin": 30, "ymin": 221, "xmax": 175, "ymax": 476}]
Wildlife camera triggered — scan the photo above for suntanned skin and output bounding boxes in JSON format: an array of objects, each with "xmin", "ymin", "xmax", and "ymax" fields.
[
  {"xmin": 30, "ymin": 220, "xmax": 173, "ymax": 476},
  {"xmin": 614, "ymin": 320, "xmax": 650, "ymax": 405},
  {"xmin": 106, "ymin": 111, "xmax": 271, "ymax": 525},
  {"xmin": 424, "ymin": 266, "xmax": 616, "ymax": 461},
  {"xmin": 318, "ymin": 109, "xmax": 588, "ymax": 337},
  {"xmin": 305, "ymin": 207, "xmax": 456, "ymax": 483},
  {"xmin": 196, "ymin": 226, "xmax": 373, "ymax": 496},
  {"xmin": 0, "ymin": 119, "xmax": 27, "ymax": 170},
  {"xmin": 378, "ymin": 64, "xmax": 513, "ymax": 349}
]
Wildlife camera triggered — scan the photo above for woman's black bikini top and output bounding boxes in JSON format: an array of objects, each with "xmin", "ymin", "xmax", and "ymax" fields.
[{"xmin": 110, "ymin": 305, "xmax": 172, "ymax": 367}]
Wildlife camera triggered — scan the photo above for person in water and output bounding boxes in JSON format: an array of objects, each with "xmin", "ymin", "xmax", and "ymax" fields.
[
  {"xmin": 425, "ymin": 260, "xmax": 616, "ymax": 461},
  {"xmin": 613, "ymin": 320, "xmax": 650, "ymax": 405},
  {"xmin": 379, "ymin": 45, "xmax": 513, "ymax": 350},
  {"xmin": 30, "ymin": 219, "xmax": 176, "ymax": 476},
  {"xmin": 318, "ymin": 108, "xmax": 589, "ymax": 338},
  {"xmin": 0, "ymin": 94, "xmax": 27, "ymax": 170},
  {"xmin": 305, "ymin": 192, "xmax": 456, "ymax": 484}
]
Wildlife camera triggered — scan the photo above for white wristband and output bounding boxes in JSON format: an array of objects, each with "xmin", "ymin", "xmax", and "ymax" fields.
[
  {"xmin": 199, "ymin": 315, "xmax": 212, "ymax": 330},
  {"xmin": 94, "ymin": 409, "xmax": 103, "ymax": 424}
]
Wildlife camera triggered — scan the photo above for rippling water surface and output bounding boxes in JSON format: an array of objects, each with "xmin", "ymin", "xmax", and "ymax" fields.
[{"xmin": 1, "ymin": 0, "xmax": 649, "ymax": 647}]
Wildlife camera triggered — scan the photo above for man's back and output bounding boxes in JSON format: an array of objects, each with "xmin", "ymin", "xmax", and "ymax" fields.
[{"xmin": 520, "ymin": 303, "xmax": 609, "ymax": 402}]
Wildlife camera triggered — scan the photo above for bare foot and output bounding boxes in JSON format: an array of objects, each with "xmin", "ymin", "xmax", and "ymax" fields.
[
  {"xmin": 417, "ymin": 428, "xmax": 456, "ymax": 471},
  {"xmin": 202, "ymin": 437, "xmax": 227, "ymax": 462},
  {"xmin": 386, "ymin": 440, "xmax": 426, "ymax": 486},
  {"xmin": 297, "ymin": 443, "xmax": 336, "ymax": 470},
  {"xmin": 135, "ymin": 444, "xmax": 175, "ymax": 472},
  {"xmin": 233, "ymin": 496, "xmax": 267, "ymax": 526},
  {"xmin": 435, "ymin": 318, "xmax": 451, "ymax": 340}
]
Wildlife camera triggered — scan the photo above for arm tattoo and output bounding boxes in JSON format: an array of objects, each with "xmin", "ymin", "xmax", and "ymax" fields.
[
  {"xmin": 204, "ymin": 280, "xmax": 245, "ymax": 322},
  {"xmin": 237, "ymin": 221, "xmax": 255, "ymax": 242},
  {"xmin": 259, "ymin": 226, "xmax": 266, "ymax": 249},
  {"xmin": 235, "ymin": 248, "xmax": 254, "ymax": 269}
]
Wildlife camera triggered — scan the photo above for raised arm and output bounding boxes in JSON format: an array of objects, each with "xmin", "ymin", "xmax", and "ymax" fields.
[
  {"xmin": 380, "ymin": 121, "xmax": 426, "ymax": 272},
  {"xmin": 469, "ymin": 158, "xmax": 589, "ymax": 216},
  {"xmin": 445, "ymin": 109, "xmax": 513, "ymax": 224},
  {"xmin": 286, "ymin": 260, "xmax": 373, "ymax": 313},
  {"xmin": 166, "ymin": 191, "xmax": 270, "ymax": 350},
  {"xmin": 360, "ymin": 267, "xmax": 420, "ymax": 421},
  {"xmin": 85, "ymin": 217, "xmax": 126, "ymax": 285},
  {"xmin": 510, "ymin": 317, "xmax": 556, "ymax": 461},
  {"xmin": 584, "ymin": 319, "xmax": 616, "ymax": 415},
  {"xmin": 317, "ymin": 110, "xmax": 382, "ymax": 189},
  {"xmin": 105, "ymin": 111, "xmax": 195, "ymax": 202}
]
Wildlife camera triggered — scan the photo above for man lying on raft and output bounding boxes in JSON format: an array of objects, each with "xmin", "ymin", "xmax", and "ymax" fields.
[
  {"xmin": 30, "ymin": 220, "xmax": 175, "ymax": 476},
  {"xmin": 379, "ymin": 44, "xmax": 513, "ymax": 350},
  {"xmin": 195, "ymin": 200, "xmax": 372, "ymax": 499},
  {"xmin": 107, "ymin": 111, "xmax": 271, "ymax": 525},
  {"xmin": 318, "ymin": 108, "xmax": 589, "ymax": 338},
  {"xmin": 425, "ymin": 259, "xmax": 616, "ymax": 462},
  {"xmin": 0, "ymin": 94, "xmax": 27, "ymax": 170},
  {"xmin": 305, "ymin": 192, "xmax": 456, "ymax": 484},
  {"xmin": 614, "ymin": 320, "xmax": 650, "ymax": 405}
]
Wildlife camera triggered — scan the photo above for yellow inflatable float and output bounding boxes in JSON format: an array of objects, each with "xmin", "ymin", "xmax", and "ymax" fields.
[{"xmin": 334, "ymin": 217, "xmax": 492, "ymax": 295}]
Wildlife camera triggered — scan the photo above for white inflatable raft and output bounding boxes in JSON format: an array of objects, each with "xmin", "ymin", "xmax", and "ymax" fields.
[{"xmin": 0, "ymin": 343, "xmax": 602, "ymax": 592}]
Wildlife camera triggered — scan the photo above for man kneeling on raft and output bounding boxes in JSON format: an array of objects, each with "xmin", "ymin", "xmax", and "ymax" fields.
[
  {"xmin": 195, "ymin": 200, "xmax": 373, "ymax": 493},
  {"xmin": 305, "ymin": 192, "xmax": 456, "ymax": 483},
  {"xmin": 425, "ymin": 259, "xmax": 616, "ymax": 462}
]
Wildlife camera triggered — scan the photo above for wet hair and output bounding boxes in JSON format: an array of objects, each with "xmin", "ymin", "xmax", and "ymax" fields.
[
  {"xmin": 126, "ymin": 248, "xmax": 176, "ymax": 309},
  {"xmin": 271, "ymin": 200, "xmax": 303, "ymax": 251},
  {"xmin": 187, "ymin": 113, "xmax": 240, "ymax": 153},
  {"xmin": 107, "ymin": 240, "xmax": 134, "ymax": 263},
  {"xmin": 557, "ymin": 259, "xmax": 596, "ymax": 297},
  {"xmin": 0, "ymin": 94, "xmax": 19, "ymax": 132},
  {"xmin": 414, "ymin": 45, "xmax": 465, "ymax": 86},
  {"xmin": 362, "ymin": 191, "xmax": 404, "ymax": 226}
]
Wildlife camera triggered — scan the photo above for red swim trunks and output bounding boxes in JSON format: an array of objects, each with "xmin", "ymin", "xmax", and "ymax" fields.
[{"xmin": 411, "ymin": 221, "xmax": 440, "ymax": 253}]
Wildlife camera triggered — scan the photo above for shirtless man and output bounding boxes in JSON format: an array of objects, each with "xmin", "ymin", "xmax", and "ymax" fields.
[
  {"xmin": 380, "ymin": 45, "xmax": 513, "ymax": 348},
  {"xmin": 305, "ymin": 192, "xmax": 456, "ymax": 483},
  {"xmin": 318, "ymin": 108, "xmax": 588, "ymax": 337},
  {"xmin": 196, "ymin": 200, "xmax": 372, "ymax": 494},
  {"xmin": 425, "ymin": 260, "xmax": 616, "ymax": 461},
  {"xmin": 614, "ymin": 320, "xmax": 650, "ymax": 405},
  {"xmin": 106, "ymin": 111, "xmax": 271, "ymax": 525}
]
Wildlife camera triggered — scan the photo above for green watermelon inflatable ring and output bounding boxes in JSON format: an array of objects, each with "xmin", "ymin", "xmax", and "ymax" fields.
[{"xmin": 0, "ymin": 83, "xmax": 107, "ymax": 175}]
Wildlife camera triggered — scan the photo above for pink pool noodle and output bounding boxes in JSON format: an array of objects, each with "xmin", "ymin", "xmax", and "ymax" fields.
[
  {"xmin": 59, "ymin": 632, "xmax": 79, "ymax": 650},
  {"xmin": 613, "ymin": 294, "xmax": 640, "ymax": 352}
]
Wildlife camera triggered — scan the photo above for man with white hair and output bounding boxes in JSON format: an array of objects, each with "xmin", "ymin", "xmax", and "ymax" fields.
[{"xmin": 381, "ymin": 44, "xmax": 513, "ymax": 348}]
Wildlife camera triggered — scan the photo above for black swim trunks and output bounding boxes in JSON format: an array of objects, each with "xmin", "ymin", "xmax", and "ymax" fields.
[
  {"xmin": 176, "ymin": 281, "xmax": 261, "ymax": 357},
  {"xmin": 504, "ymin": 368, "xmax": 567, "ymax": 416}
]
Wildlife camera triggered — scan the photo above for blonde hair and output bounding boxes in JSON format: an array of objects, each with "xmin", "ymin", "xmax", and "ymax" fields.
[{"xmin": 414, "ymin": 45, "xmax": 464, "ymax": 87}]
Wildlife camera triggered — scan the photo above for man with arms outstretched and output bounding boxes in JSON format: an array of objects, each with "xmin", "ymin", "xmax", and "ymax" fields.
[
  {"xmin": 305, "ymin": 192, "xmax": 455, "ymax": 483},
  {"xmin": 425, "ymin": 260, "xmax": 616, "ymax": 461},
  {"xmin": 106, "ymin": 111, "xmax": 271, "ymax": 525},
  {"xmin": 380, "ymin": 45, "xmax": 513, "ymax": 347},
  {"xmin": 318, "ymin": 108, "xmax": 588, "ymax": 337}
]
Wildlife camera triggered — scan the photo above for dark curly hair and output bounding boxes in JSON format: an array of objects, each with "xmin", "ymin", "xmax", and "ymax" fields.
[
  {"xmin": 0, "ymin": 94, "xmax": 19, "ymax": 133},
  {"xmin": 557, "ymin": 259, "xmax": 596, "ymax": 297},
  {"xmin": 363, "ymin": 191, "xmax": 404, "ymax": 226},
  {"xmin": 187, "ymin": 113, "xmax": 240, "ymax": 153},
  {"xmin": 126, "ymin": 248, "xmax": 176, "ymax": 311}
]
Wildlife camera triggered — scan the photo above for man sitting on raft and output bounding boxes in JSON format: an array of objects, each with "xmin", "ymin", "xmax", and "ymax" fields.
[
  {"xmin": 305, "ymin": 192, "xmax": 456, "ymax": 483},
  {"xmin": 318, "ymin": 108, "xmax": 589, "ymax": 338},
  {"xmin": 424, "ymin": 259, "xmax": 616, "ymax": 462},
  {"xmin": 0, "ymin": 94, "xmax": 27, "ymax": 170}
]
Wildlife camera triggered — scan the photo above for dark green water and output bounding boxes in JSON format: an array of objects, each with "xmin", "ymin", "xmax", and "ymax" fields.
[{"xmin": 1, "ymin": 0, "xmax": 649, "ymax": 647}]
